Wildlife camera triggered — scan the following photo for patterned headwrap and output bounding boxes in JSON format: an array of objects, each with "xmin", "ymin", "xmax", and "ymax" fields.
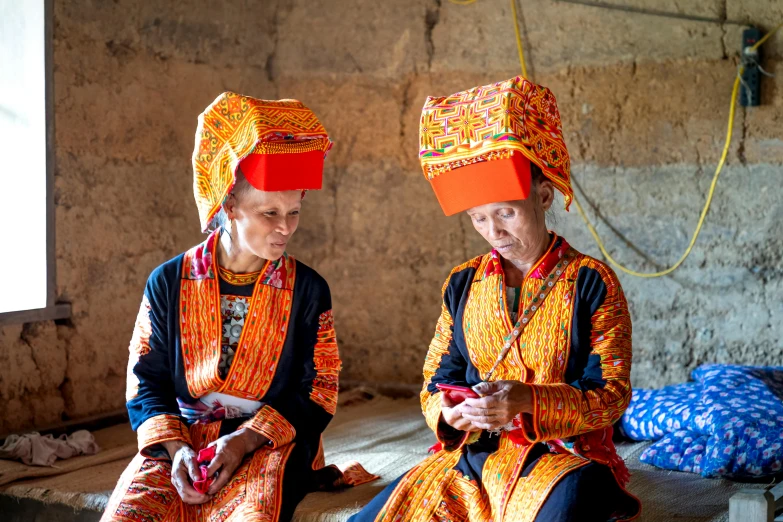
[
  {"xmin": 192, "ymin": 92, "xmax": 332, "ymax": 231},
  {"xmin": 419, "ymin": 76, "xmax": 572, "ymax": 215}
]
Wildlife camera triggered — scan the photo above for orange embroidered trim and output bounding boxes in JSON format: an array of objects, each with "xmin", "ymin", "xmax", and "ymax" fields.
[
  {"xmin": 377, "ymin": 441, "xmax": 587, "ymax": 522},
  {"xmin": 136, "ymin": 414, "xmax": 191, "ymax": 452},
  {"xmin": 247, "ymin": 444, "xmax": 295, "ymax": 517},
  {"xmin": 462, "ymin": 250, "xmax": 577, "ymax": 384},
  {"xmin": 375, "ymin": 450, "xmax": 464, "ymax": 521},
  {"xmin": 105, "ymin": 421, "xmax": 296, "ymax": 522},
  {"xmin": 180, "ymin": 234, "xmax": 222, "ymax": 396},
  {"xmin": 483, "ymin": 247, "xmax": 576, "ymax": 381},
  {"xmin": 422, "ymin": 393, "xmax": 443, "ymax": 436},
  {"xmin": 126, "ymin": 295, "xmax": 152, "ymax": 401},
  {"xmin": 310, "ymin": 310, "xmax": 341, "ymax": 415},
  {"xmin": 251, "ymin": 137, "xmax": 330, "ymax": 155},
  {"xmin": 335, "ymin": 461, "xmax": 381, "ymax": 487},
  {"xmin": 418, "ymin": 258, "xmax": 489, "ymax": 450},
  {"xmin": 241, "ymin": 405, "xmax": 296, "ymax": 449},
  {"xmin": 220, "ymin": 264, "xmax": 294, "ymax": 397},
  {"xmin": 102, "ymin": 454, "xmax": 180, "ymax": 522},
  {"xmin": 482, "ymin": 443, "xmax": 532, "ymax": 517},
  {"xmin": 420, "ymin": 303, "xmax": 453, "ymax": 434},
  {"xmin": 506, "ymin": 454, "xmax": 589, "ymax": 521},
  {"xmin": 420, "ymin": 257, "xmax": 484, "ymax": 437},
  {"xmin": 189, "ymin": 421, "xmax": 222, "ymax": 453},
  {"xmin": 423, "ymin": 148, "xmax": 515, "ymax": 178},
  {"xmin": 523, "ymin": 257, "xmax": 633, "ymax": 442},
  {"xmin": 218, "ymin": 266, "xmax": 261, "ymax": 286},
  {"xmin": 311, "ymin": 436, "xmax": 326, "ymax": 470},
  {"xmin": 179, "ymin": 233, "xmax": 296, "ymax": 400}
]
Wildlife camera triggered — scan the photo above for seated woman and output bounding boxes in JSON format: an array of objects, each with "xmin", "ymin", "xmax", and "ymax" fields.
[
  {"xmin": 351, "ymin": 78, "xmax": 641, "ymax": 521},
  {"xmin": 102, "ymin": 92, "xmax": 373, "ymax": 522}
]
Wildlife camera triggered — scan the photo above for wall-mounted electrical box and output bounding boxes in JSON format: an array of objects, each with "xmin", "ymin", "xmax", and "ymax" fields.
[{"xmin": 740, "ymin": 27, "xmax": 762, "ymax": 107}]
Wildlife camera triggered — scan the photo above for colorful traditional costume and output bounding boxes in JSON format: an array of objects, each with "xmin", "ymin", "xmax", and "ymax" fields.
[
  {"xmin": 103, "ymin": 93, "xmax": 374, "ymax": 522},
  {"xmin": 351, "ymin": 78, "xmax": 641, "ymax": 521}
]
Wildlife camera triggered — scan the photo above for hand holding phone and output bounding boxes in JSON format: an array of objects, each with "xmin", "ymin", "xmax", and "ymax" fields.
[{"xmin": 435, "ymin": 383, "xmax": 480, "ymax": 404}]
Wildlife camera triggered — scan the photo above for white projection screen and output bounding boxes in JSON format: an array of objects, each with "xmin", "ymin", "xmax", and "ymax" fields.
[{"xmin": 0, "ymin": 0, "xmax": 52, "ymax": 316}]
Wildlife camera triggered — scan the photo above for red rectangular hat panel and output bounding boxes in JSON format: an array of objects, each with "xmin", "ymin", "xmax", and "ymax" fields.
[
  {"xmin": 239, "ymin": 150, "xmax": 324, "ymax": 192},
  {"xmin": 430, "ymin": 154, "xmax": 532, "ymax": 216}
]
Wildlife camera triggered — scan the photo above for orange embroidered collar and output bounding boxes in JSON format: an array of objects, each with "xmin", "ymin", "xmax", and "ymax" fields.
[
  {"xmin": 218, "ymin": 266, "xmax": 262, "ymax": 286},
  {"xmin": 482, "ymin": 233, "xmax": 571, "ymax": 281}
]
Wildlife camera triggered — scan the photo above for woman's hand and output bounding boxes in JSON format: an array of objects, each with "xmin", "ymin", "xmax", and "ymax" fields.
[
  {"xmin": 162, "ymin": 441, "xmax": 211, "ymax": 505},
  {"xmin": 461, "ymin": 380, "xmax": 533, "ymax": 430},
  {"xmin": 440, "ymin": 392, "xmax": 479, "ymax": 432},
  {"xmin": 204, "ymin": 429, "xmax": 268, "ymax": 495}
]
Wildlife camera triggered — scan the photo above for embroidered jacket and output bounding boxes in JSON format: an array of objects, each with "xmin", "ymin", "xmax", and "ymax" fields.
[
  {"xmin": 125, "ymin": 231, "xmax": 340, "ymax": 469},
  {"xmin": 375, "ymin": 234, "xmax": 640, "ymax": 521},
  {"xmin": 423, "ymin": 235, "xmax": 632, "ymax": 449}
]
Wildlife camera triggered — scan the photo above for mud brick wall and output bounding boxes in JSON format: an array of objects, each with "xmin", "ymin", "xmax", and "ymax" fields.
[{"xmin": 1, "ymin": 0, "xmax": 781, "ymax": 433}]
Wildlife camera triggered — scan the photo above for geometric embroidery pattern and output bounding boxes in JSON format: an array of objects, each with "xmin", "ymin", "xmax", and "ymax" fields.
[
  {"xmin": 420, "ymin": 257, "xmax": 484, "ymax": 437},
  {"xmin": 310, "ymin": 310, "xmax": 341, "ymax": 415},
  {"xmin": 241, "ymin": 405, "xmax": 296, "ymax": 449},
  {"xmin": 103, "ymin": 454, "xmax": 180, "ymax": 522},
  {"xmin": 101, "ymin": 421, "xmax": 294, "ymax": 522},
  {"xmin": 179, "ymin": 231, "xmax": 296, "ymax": 401},
  {"xmin": 126, "ymin": 295, "xmax": 153, "ymax": 401},
  {"xmin": 504, "ymin": 453, "xmax": 590, "ymax": 521},
  {"xmin": 193, "ymin": 91, "xmax": 332, "ymax": 231},
  {"xmin": 135, "ymin": 414, "xmax": 192, "ymax": 453},
  {"xmin": 395, "ymin": 236, "xmax": 635, "ymax": 522},
  {"xmin": 523, "ymin": 257, "xmax": 633, "ymax": 443},
  {"xmin": 462, "ymin": 242, "xmax": 576, "ymax": 385},
  {"xmin": 419, "ymin": 76, "xmax": 573, "ymax": 209}
]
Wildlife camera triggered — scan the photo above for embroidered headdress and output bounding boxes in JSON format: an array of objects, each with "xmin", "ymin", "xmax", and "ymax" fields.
[
  {"xmin": 419, "ymin": 76, "xmax": 572, "ymax": 215},
  {"xmin": 192, "ymin": 92, "xmax": 332, "ymax": 231}
]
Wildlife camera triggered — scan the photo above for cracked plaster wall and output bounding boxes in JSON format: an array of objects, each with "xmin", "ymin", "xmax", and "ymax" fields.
[{"xmin": 1, "ymin": 0, "xmax": 781, "ymax": 434}]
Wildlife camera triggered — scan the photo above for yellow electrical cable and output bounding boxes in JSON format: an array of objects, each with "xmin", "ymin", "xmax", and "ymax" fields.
[
  {"xmin": 567, "ymin": 22, "xmax": 781, "ymax": 277},
  {"xmin": 572, "ymin": 74, "xmax": 740, "ymax": 277},
  {"xmin": 509, "ymin": 0, "xmax": 529, "ymax": 79},
  {"xmin": 448, "ymin": 0, "xmax": 780, "ymax": 277},
  {"xmin": 503, "ymin": 14, "xmax": 777, "ymax": 277},
  {"xmin": 752, "ymin": 21, "xmax": 783, "ymax": 50}
]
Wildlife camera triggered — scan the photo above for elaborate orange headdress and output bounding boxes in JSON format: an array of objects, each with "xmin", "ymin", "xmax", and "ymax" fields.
[
  {"xmin": 419, "ymin": 76, "xmax": 572, "ymax": 215},
  {"xmin": 192, "ymin": 92, "xmax": 332, "ymax": 231}
]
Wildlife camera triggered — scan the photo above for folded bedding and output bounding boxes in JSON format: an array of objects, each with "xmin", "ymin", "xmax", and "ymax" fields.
[{"xmin": 620, "ymin": 364, "xmax": 783, "ymax": 479}]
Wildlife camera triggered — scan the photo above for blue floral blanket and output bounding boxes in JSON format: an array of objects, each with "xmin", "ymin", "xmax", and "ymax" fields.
[{"xmin": 620, "ymin": 364, "xmax": 783, "ymax": 479}]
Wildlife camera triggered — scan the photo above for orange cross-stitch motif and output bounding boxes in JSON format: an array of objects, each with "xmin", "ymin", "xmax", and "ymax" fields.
[
  {"xmin": 192, "ymin": 92, "xmax": 332, "ymax": 231},
  {"xmin": 419, "ymin": 76, "xmax": 573, "ymax": 209}
]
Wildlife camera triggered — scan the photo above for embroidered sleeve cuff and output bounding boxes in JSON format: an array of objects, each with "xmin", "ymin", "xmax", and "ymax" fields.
[
  {"xmin": 436, "ymin": 419, "xmax": 470, "ymax": 451},
  {"xmin": 241, "ymin": 404, "xmax": 296, "ymax": 449},
  {"xmin": 423, "ymin": 391, "xmax": 471, "ymax": 451},
  {"xmin": 423, "ymin": 392, "xmax": 443, "ymax": 433},
  {"xmin": 137, "ymin": 414, "xmax": 191, "ymax": 453},
  {"xmin": 522, "ymin": 384, "xmax": 583, "ymax": 442}
]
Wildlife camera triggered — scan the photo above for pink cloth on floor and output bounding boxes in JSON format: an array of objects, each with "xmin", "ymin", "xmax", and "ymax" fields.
[{"xmin": 0, "ymin": 430, "xmax": 100, "ymax": 466}]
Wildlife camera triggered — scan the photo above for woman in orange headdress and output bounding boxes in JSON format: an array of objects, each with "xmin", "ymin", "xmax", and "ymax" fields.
[
  {"xmin": 102, "ymin": 93, "xmax": 375, "ymax": 522},
  {"xmin": 350, "ymin": 78, "xmax": 641, "ymax": 521}
]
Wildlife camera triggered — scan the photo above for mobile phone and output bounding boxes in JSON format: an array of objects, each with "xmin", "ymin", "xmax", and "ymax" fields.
[{"xmin": 435, "ymin": 383, "xmax": 479, "ymax": 403}]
